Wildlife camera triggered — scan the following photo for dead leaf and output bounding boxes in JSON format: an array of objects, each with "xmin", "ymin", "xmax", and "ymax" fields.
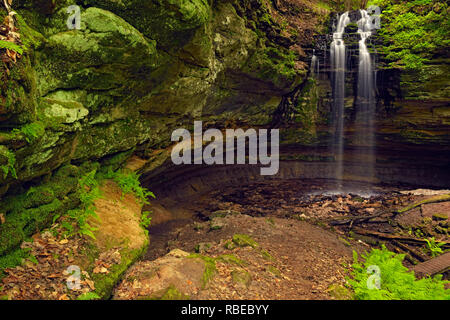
[
  {"xmin": 0, "ymin": 213, "xmax": 5, "ymax": 224},
  {"xmin": 58, "ymin": 294, "xmax": 70, "ymax": 300},
  {"xmin": 93, "ymin": 266, "xmax": 108, "ymax": 274},
  {"xmin": 85, "ymin": 279, "xmax": 95, "ymax": 290}
]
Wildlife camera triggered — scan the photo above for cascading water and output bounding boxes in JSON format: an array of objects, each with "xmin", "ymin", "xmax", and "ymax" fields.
[
  {"xmin": 326, "ymin": 10, "xmax": 377, "ymax": 195},
  {"xmin": 310, "ymin": 49, "xmax": 319, "ymax": 77},
  {"xmin": 355, "ymin": 9, "xmax": 376, "ymax": 185},
  {"xmin": 330, "ymin": 12, "xmax": 350, "ymax": 190}
]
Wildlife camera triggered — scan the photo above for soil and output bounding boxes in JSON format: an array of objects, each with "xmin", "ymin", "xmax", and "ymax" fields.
[{"xmin": 116, "ymin": 214, "xmax": 364, "ymax": 300}]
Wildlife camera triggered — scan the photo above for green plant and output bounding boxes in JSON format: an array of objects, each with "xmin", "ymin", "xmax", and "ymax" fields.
[
  {"xmin": 103, "ymin": 168, "xmax": 155, "ymax": 205},
  {"xmin": 11, "ymin": 122, "xmax": 45, "ymax": 143},
  {"xmin": 424, "ymin": 237, "xmax": 445, "ymax": 257},
  {"xmin": 140, "ymin": 211, "xmax": 152, "ymax": 230},
  {"xmin": 0, "ymin": 148, "xmax": 17, "ymax": 179},
  {"xmin": 57, "ymin": 170, "xmax": 102, "ymax": 239},
  {"xmin": 0, "ymin": 40, "xmax": 23, "ymax": 55},
  {"xmin": 368, "ymin": 0, "xmax": 449, "ymax": 69},
  {"xmin": 348, "ymin": 246, "xmax": 450, "ymax": 300}
]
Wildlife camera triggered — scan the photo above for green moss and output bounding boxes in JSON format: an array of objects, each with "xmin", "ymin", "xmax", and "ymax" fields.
[
  {"xmin": 244, "ymin": 46, "xmax": 303, "ymax": 89},
  {"xmin": 0, "ymin": 247, "xmax": 32, "ymax": 279},
  {"xmin": 217, "ymin": 254, "xmax": 247, "ymax": 266},
  {"xmin": 0, "ymin": 164, "xmax": 82, "ymax": 258},
  {"xmin": 154, "ymin": 285, "xmax": 190, "ymax": 300},
  {"xmin": 76, "ymin": 292, "xmax": 101, "ymax": 300},
  {"xmin": 0, "ymin": 146, "xmax": 17, "ymax": 179},
  {"xmin": 231, "ymin": 269, "xmax": 252, "ymax": 287},
  {"xmin": 327, "ymin": 284, "xmax": 353, "ymax": 300},
  {"xmin": 187, "ymin": 253, "xmax": 217, "ymax": 288},
  {"xmin": 232, "ymin": 234, "xmax": 258, "ymax": 248},
  {"xmin": 370, "ymin": 0, "xmax": 449, "ymax": 70}
]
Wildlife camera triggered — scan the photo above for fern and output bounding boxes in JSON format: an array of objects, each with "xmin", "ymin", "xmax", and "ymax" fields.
[
  {"xmin": 348, "ymin": 246, "xmax": 450, "ymax": 300},
  {"xmin": 103, "ymin": 168, "xmax": 155, "ymax": 204},
  {"xmin": 0, "ymin": 40, "xmax": 23, "ymax": 55},
  {"xmin": 60, "ymin": 170, "xmax": 102, "ymax": 239},
  {"xmin": 0, "ymin": 148, "xmax": 17, "ymax": 179},
  {"xmin": 424, "ymin": 237, "xmax": 445, "ymax": 257},
  {"xmin": 11, "ymin": 122, "xmax": 45, "ymax": 143}
]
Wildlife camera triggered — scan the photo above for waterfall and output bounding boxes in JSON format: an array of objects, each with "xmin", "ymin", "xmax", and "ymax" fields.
[
  {"xmin": 325, "ymin": 10, "xmax": 377, "ymax": 195},
  {"xmin": 355, "ymin": 9, "xmax": 376, "ymax": 185},
  {"xmin": 330, "ymin": 12, "xmax": 350, "ymax": 189},
  {"xmin": 311, "ymin": 50, "xmax": 319, "ymax": 77}
]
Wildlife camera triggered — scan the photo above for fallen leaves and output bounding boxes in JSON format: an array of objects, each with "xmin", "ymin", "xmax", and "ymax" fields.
[
  {"xmin": 0, "ymin": 1, "xmax": 22, "ymax": 66},
  {"xmin": 0, "ymin": 231, "xmax": 94, "ymax": 300}
]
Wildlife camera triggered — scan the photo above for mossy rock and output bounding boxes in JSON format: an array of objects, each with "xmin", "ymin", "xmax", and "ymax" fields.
[
  {"xmin": 327, "ymin": 284, "xmax": 352, "ymax": 300},
  {"xmin": 139, "ymin": 285, "xmax": 190, "ymax": 300},
  {"xmin": 231, "ymin": 268, "xmax": 252, "ymax": 288},
  {"xmin": 232, "ymin": 234, "xmax": 258, "ymax": 248}
]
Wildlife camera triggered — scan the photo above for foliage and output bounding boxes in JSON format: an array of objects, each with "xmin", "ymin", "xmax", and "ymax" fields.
[
  {"xmin": 102, "ymin": 168, "xmax": 155, "ymax": 205},
  {"xmin": 0, "ymin": 247, "xmax": 32, "ymax": 279},
  {"xmin": 424, "ymin": 237, "xmax": 445, "ymax": 257},
  {"xmin": 348, "ymin": 246, "xmax": 450, "ymax": 300},
  {"xmin": 140, "ymin": 211, "xmax": 152, "ymax": 232},
  {"xmin": 0, "ymin": 147, "xmax": 17, "ymax": 179},
  {"xmin": 0, "ymin": 40, "xmax": 23, "ymax": 55},
  {"xmin": 368, "ymin": 0, "xmax": 449, "ymax": 69},
  {"xmin": 56, "ymin": 170, "xmax": 101, "ymax": 240},
  {"xmin": 11, "ymin": 121, "xmax": 45, "ymax": 143}
]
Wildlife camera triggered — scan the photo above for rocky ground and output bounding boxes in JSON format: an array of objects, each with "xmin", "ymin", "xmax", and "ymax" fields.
[
  {"xmin": 1, "ymin": 178, "xmax": 449, "ymax": 300},
  {"xmin": 114, "ymin": 214, "xmax": 360, "ymax": 300}
]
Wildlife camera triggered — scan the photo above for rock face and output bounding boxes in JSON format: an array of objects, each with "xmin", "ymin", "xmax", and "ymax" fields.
[
  {"xmin": 1, "ymin": 0, "xmax": 312, "ymax": 195},
  {"xmin": 1, "ymin": 0, "xmax": 328, "ymax": 258},
  {"xmin": 0, "ymin": 0, "xmax": 449, "ymax": 280},
  {"xmin": 271, "ymin": 9, "xmax": 450, "ymax": 187}
]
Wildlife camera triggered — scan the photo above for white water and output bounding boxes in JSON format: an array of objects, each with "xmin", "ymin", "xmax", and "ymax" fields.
[
  {"xmin": 311, "ymin": 50, "xmax": 319, "ymax": 77},
  {"xmin": 330, "ymin": 12, "xmax": 350, "ymax": 189},
  {"xmin": 325, "ymin": 10, "xmax": 377, "ymax": 195},
  {"xmin": 355, "ymin": 9, "xmax": 376, "ymax": 184}
]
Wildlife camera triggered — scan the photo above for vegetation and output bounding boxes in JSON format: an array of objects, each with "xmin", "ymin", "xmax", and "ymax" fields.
[
  {"xmin": 102, "ymin": 168, "xmax": 155, "ymax": 205},
  {"xmin": 424, "ymin": 237, "xmax": 445, "ymax": 257},
  {"xmin": 0, "ymin": 147, "xmax": 17, "ymax": 179},
  {"xmin": 348, "ymin": 246, "xmax": 450, "ymax": 300},
  {"xmin": 368, "ymin": 0, "xmax": 449, "ymax": 69},
  {"xmin": 0, "ymin": 40, "xmax": 23, "ymax": 55},
  {"xmin": 11, "ymin": 121, "xmax": 45, "ymax": 143},
  {"xmin": 57, "ymin": 169, "xmax": 101, "ymax": 240}
]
